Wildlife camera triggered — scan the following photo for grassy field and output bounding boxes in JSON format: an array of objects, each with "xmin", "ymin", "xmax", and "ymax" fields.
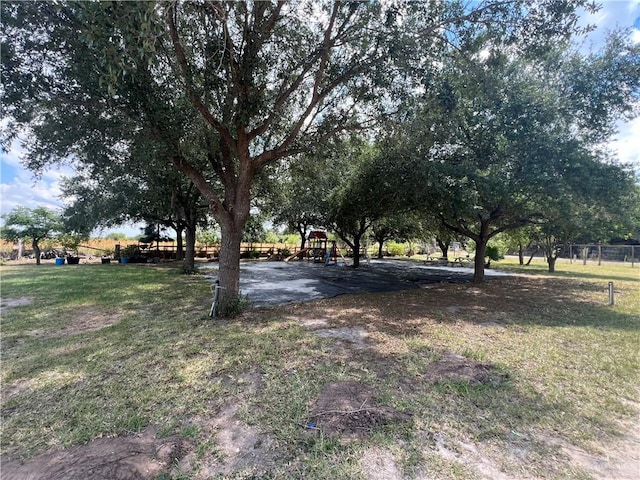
[{"xmin": 0, "ymin": 258, "xmax": 638, "ymax": 479}]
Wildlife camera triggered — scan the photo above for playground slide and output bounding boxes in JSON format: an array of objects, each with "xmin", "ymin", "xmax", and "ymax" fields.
[{"xmin": 284, "ymin": 248, "xmax": 312, "ymax": 262}]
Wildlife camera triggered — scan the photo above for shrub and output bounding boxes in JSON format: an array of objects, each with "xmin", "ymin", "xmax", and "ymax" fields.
[
  {"xmin": 485, "ymin": 244, "xmax": 504, "ymax": 261},
  {"xmin": 121, "ymin": 244, "xmax": 138, "ymax": 258},
  {"xmin": 386, "ymin": 241, "xmax": 406, "ymax": 256}
]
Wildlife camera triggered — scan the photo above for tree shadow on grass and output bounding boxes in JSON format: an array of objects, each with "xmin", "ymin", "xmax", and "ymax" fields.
[
  {"xmin": 271, "ymin": 309, "xmax": 637, "ymax": 479},
  {"xmin": 496, "ymin": 263, "xmax": 640, "ymax": 283},
  {"xmin": 295, "ymin": 275, "xmax": 638, "ymax": 332},
  {"xmin": 2, "ymin": 269, "xmax": 637, "ymax": 478}
]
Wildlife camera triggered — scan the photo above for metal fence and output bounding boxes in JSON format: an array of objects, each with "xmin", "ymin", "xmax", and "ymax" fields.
[
  {"xmin": 518, "ymin": 244, "xmax": 639, "ymax": 267},
  {"xmin": 567, "ymin": 244, "xmax": 638, "ymax": 266}
]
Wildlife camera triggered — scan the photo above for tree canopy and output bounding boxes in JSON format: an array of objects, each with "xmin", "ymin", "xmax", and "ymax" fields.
[{"xmin": 384, "ymin": 33, "xmax": 639, "ymax": 281}]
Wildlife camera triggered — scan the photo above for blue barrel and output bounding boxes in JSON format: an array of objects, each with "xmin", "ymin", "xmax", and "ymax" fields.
[
  {"xmin": 55, "ymin": 258, "xmax": 64, "ymax": 265},
  {"xmin": 120, "ymin": 257, "xmax": 129, "ymax": 264}
]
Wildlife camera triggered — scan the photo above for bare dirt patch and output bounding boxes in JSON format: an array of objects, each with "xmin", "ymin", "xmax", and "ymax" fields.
[
  {"xmin": 0, "ymin": 297, "xmax": 34, "ymax": 315},
  {"xmin": 56, "ymin": 306, "xmax": 123, "ymax": 337},
  {"xmin": 308, "ymin": 381, "xmax": 412, "ymax": 440},
  {"xmin": 314, "ymin": 326, "xmax": 369, "ymax": 349},
  {"xmin": 537, "ymin": 417, "xmax": 640, "ymax": 480},
  {"xmin": 197, "ymin": 404, "xmax": 279, "ymax": 478},
  {"xmin": 359, "ymin": 446, "xmax": 403, "ymax": 480},
  {"xmin": 0, "ymin": 427, "xmax": 190, "ymax": 480},
  {"xmin": 2, "ymin": 402, "xmax": 281, "ymax": 480},
  {"xmin": 428, "ymin": 433, "xmax": 517, "ymax": 480},
  {"xmin": 423, "ymin": 352, "xmax": 509, "ymax": 386}
]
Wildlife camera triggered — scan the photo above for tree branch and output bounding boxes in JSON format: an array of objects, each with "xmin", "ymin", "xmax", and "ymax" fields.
[
  {"xmin": 171, "ymin": 154, "xmax": 224, "ymax": 217},
  {"xmin": 165, "ymin": 3, "xmax": 236, "ymax": 148}
]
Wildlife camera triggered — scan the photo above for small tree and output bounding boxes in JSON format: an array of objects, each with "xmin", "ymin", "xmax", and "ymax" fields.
[
  {"xmin": 323, "ymin": 139, "xmax": 399, "ymax": 267},
  {"xmin": 0, "ymin": 207, "xmax": 62, "ymax": 265},
  {"xmin": 58, "ymin": 232, "xmax": 87, "ymax": 258},
  {"xmin": 484, "ymin": 244, "xmax": 504, "ymax": 268}
]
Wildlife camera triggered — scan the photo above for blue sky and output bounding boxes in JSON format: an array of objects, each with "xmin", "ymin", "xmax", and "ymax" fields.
[{"xmin": 1, "ymin": 1, "xmax": 639, "ymax": 238}]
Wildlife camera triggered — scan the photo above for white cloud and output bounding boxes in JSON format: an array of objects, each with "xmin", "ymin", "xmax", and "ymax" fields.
[
  {"xmin": 0, "ymin": 138, "xmax": 73, "ymax": 217},
  {"xmin": 1, "ymin": 143, "xmax": 25, "ymax": 169},
  {"xmin": 0, "ymin": 174, "xmax": 66, "ymax": 215},
  {"xmin": 577, "ymin": 0, "xmax": 640, "ymax": 49},
  {"xmin": 610, "ymin": 117, "xmax": 640, "ymax": 171}
]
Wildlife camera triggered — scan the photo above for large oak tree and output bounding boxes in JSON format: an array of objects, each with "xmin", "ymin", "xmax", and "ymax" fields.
[
  {"xmin": 2, "ymin": 0, "xmax": 597, "ymax": 307},
  {"xmin": 394, "ymin": 35, "xmax": 639, "ymax": 281}
]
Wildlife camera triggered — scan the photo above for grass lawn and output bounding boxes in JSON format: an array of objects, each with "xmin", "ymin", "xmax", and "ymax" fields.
[{"xmin": 1, "ymin": 258, "xmax": 638, "ymax": 479}]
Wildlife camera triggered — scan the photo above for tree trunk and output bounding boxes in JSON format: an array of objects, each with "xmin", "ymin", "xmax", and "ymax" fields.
[
  {"xmin": 297, "ymin": 225, "xmax": 306, "ymax": 250},
  {"xmin": 473, "ymin": 239, "xmax": 487, "ymax": 282},
  {"xmin": 526, "ymin": 247, "xmax": 539, "ymax": 266},
  {"xmin": 175, "ymin": 226, "xmax": 185, "ymax": 261},
  {"xmin": 547, "ymin": 255, "xmax": 557, "ymax": 272},
  {"xmin": 173, "ymin": 148, "xmax": 252, "ymax": 314},
  {"xmin": 377, "ymin": 240, "xmax": 384, "ymax": 259},
  {"xmin": 17, "ymin": 239, "xmax": 23, "ymax": 259},
  {"xmin": 217, "ymin": 216, "xmax": 243, "ymax": 307},
  {"xmin": 518, "ymin": 242, "xmax": 524, "ymax": 265},
  {"xmin": 184, "ymin": 224, "xmax": 196, "ymax": 270},
  {"xmin": 352, "ymin": 235, "xmax": 361, "ymax": 268},
  {"xmin": 32, "ymin": 239, "xmax": 41, "ymax": 266},
  {"xmin": 472, "ymin": 221, "xmax": 491, "ymax": 283},
  {"xmin": 436, "ymin": 237, "xmax": 449, "ymax": 260}
]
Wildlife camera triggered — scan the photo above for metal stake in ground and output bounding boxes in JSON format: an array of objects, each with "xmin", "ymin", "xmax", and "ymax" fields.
[
  {"xmin": 608, "ymin": 282, "xmax": 615, "ymax": 306},
  {"xmin": 210, "ymin": 280, "xmax": 224, "ymax": 317}
]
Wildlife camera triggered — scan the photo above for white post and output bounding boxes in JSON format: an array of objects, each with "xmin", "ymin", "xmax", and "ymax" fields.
[
  {"xmin": 608, "ymin": 282, "xmax": 614, "ymax": 306},
  {"xmin": 569, "ymin": 243, "xmax": 573, "ymax": 264}
]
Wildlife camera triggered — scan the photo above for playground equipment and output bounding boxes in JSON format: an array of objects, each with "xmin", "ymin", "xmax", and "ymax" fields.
[
  {"xmin": 324, "ymin": 240, "xmax": 350, "ymax": 266},
  {"xmin": 282, "ymin": 231, "xmax": 349, "ymax": 266},
  {"xmin": 284, "ymin": 231, "xmax": 328, "ymax": 262}
]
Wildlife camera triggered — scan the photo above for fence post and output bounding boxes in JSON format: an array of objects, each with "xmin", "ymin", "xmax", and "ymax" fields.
[
  {"xmin": 583, "ymin": 247, "xmax": 587, "ymax": 265},
  {"xmin": 633, "ymin": 246, "xmax": 636, "ymax": 268},
  {"xmin": 569, "ymin": 243, "xmax": 573, "ymax": 264}
]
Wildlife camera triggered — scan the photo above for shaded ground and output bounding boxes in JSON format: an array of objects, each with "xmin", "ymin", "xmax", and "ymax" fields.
[
  {"xmin": 204, "ymin": 259, "xmax": 511, "ymax": 306},
  {"xmin": 423, "ymin": 352, "xmax": 509, "ymax": 387}
]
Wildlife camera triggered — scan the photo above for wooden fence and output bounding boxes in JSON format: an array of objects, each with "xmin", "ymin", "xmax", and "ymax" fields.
[{"xmin": 119, "ymin": 242, "xmax": 301, "ymax": 260}]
